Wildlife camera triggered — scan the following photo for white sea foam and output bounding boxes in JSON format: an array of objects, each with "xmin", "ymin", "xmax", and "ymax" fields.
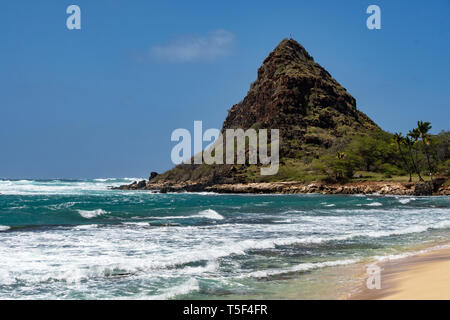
[
  {"xmin": 0, "ymin": 216, "xmax": 449, "ymax": 297},
  {"xmin": 374, "ymin": 244, "xmax": 450, "ymax": 262},
  {"xmin": 151, "ymin": 278, "xmax": 200, "ymax": 300},
  {"xmin": 0, "ymin": 178, "xmax": 144, "ymax": 195},
  {"xmin": 77, "ymin": 209, "xmax": 109, "ymax": 219},
  {"xmin": 0, "ymin": 227, "xmax": 308, "ymax": 286},
  {"xmin": 94, "ymin": 177, "xmax": 144, "ymax": 182},
  {"xmin": 182, "ymin": 191, "xmax": 219, "ymax": 195},
  {"xmin": 181, "ymin": 261, "xmax": 219, "ymax": 275},
  {"xmin": 146, "ymin": 210, "xmax": 224, "ymax": 221},
  {"xmin": 365, "ymin": 202, "xmax": 382, "ymax": 207},
  {"xmin": 73, "ymin": 224, "xmax": 99, "ymax": 230},
  {"xmin": 122, "ymin": 222, "xmax": 150, "ymax": 227},
  {"xmin": 197, "ymin": 209, "xmax": 224, "ymax": 220},
  {"xmin": 340, "ymin": 221, "xmax": 450, "ymax": 240},
  {"xmin": 273, "ymin": 219, "xmax": 292, "ymax": 223},
  {"xmin": 249, "ymin": 220, "xmax": 450, "ymax": 244},
  {"xmin": 243, "ymin": 259, "xmax": 359, "ymax": 278},
  {"xmin": 0, "ymin": 226, "xmax": 10, "ymax": 231},
  {"xmin": 0, "ymin": 180, "xmax": 108, "ymax": 195},
  {"xmin": 398, "ymin": 198, "xmax": 416, "ymax": 204},
  {"xmin": 283, "ymin": 210, "xmax": 305, "ymax": 214},
  {"xmin": 148, "ymin": 215, "xmax": 194, "ymax": 220},
  {"xmin": 245, "ymin": 243, "xmax": 450, "ymax": 280}
]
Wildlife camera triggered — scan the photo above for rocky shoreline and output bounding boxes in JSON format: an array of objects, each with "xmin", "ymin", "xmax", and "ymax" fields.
[{"xmin": 113, "ymin": 178, "xmax": 450, "ymax": 196}]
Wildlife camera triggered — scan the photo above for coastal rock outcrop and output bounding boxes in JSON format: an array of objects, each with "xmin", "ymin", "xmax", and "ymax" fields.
[
  {"xmin": 152, "ymin": 38, "xmax": 378, "ymax": 185},
  {"xmin": 114, "ymin": 179, "xmax": 449, "ymax": 196}
]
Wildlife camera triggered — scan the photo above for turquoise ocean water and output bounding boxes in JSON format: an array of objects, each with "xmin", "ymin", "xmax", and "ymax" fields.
[{"xmin": 0, "ymin": 178, "xmax": 449, "ymax": 299}]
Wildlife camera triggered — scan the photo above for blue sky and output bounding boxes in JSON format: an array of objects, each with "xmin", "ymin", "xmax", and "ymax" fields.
[{"xmin": 0, "ymin": 0, "xmax": 449, "ymax": 179}]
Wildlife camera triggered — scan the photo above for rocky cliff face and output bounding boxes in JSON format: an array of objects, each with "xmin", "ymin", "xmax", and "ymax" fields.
[
  {"xmin": 154, "ymin": 38, "xmax": 379, "ymax": 184},
  {"xmin": 222, "ymin": 38, "xmax": 377, "ymax": 157}
]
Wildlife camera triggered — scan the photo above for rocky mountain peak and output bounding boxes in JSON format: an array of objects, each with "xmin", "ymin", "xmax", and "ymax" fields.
[
  {"xmin": 222, "ymin": 38, "xmax": 377, "ymax": 157},
  {"xmin": 257, "ymin": 38, "xmax": 315, "ymax": 78}
]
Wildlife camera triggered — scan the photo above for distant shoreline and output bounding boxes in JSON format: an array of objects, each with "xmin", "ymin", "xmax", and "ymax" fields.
[{"xmin": 114, "ymin": 179, "xmax": 450, "ymax": 196}]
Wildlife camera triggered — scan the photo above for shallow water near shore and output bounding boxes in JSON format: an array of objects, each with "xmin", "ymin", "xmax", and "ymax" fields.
[{"xmin": 0, "ymin": 178, "xmax": 449, "ymax": 299}]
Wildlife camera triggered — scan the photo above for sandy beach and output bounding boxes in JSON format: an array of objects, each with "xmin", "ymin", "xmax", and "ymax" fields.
[{"xmin": 351, "ymin": 246, "xmax": 450, "ymax": 300}]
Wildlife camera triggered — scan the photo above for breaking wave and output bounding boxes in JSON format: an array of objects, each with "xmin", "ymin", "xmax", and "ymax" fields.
[
  {"xmin": 243, "ymin": 259, "xmax": 358, "ymax": 279},
  {"xmin": 77, "ymin": 209, "xmax": 109, "ymax": 219},
  {"xmin": 0, "ymin": 178, "xmax": 143, "ymax": 195},
  {"xmin": 197, "ymin": 209, "xmax": 224, "ymax": 220},
  {"xmin": 365, "ymin": 202, "xmax": 382, "ymax": 207},
  {"xmin": 398, "ymin": 198, "xmax": 416, "ymax": 204},
  {"xmin": 151, "ymin": 278, "xmax": 200, "ymax": 300}
]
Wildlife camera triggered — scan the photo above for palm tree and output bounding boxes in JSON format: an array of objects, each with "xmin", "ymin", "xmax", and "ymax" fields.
[
  {"xmin": 394, "ymin": 133, "xmax": 412, "ymax": 182},
  {"xmin": 405, "ymin": 133, "xmax": 424, "ymax": 181},
  {"xmin": 417, "ymin": 121, "xmax": 434, "ymax": 178},
  {"xmin": 408, "ymin": 128, "xmax": 420, "ymax": 141}
]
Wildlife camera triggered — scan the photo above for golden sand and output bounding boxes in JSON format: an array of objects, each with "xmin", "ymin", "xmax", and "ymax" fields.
[{"xmin": 351, "ymin": 246, "xmax": 450, "ymax": 300}]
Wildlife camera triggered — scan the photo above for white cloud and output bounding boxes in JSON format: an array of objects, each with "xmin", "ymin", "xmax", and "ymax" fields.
[{"xmin": 150, "ymin": 30, "xmax": 235, "ymax": 63}]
